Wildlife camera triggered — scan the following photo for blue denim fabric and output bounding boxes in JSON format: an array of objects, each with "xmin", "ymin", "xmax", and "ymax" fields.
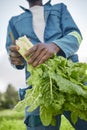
[
  {"xmin": 6, "ymin": 1, "xmax": 82, "ymax": 58},
  {"xmin": 24, "ymin": 107, "xmax": 41, "ymax": 127},
  {"xmin": 19, "ymin": 86, "xmax": 32, "ymax": 100},
  {"xmin": 24, "ymin": 107, "xmax": 61, "ymax": 130},
  {"xmin": 6, "ymin": 0, "xmax": 82, "ymax": 81},
  {"xmin": 64, "ymin": 111, "xmax": 87, "ymax": 130},
  {"xmin": 68, "ymin": 54, "xmax": 79, "ymax": 62},
  {"xmin": 24, "ymin": 109, "xmax": 87, "ymax": 130}
]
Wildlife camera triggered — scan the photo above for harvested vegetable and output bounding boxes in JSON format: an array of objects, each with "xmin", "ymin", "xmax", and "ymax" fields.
[
  {"xmin": 15, "ymin": 36, "xmax": 87, "ymax": 126},
  {"xmin": 16, "ymin": 35, "xmax": 33, "ymax": 60}
]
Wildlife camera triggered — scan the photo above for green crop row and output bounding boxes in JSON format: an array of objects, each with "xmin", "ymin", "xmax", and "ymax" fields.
[{"xmin": 0, "ymin": 110, "xmax": 74, "ymax": 130}]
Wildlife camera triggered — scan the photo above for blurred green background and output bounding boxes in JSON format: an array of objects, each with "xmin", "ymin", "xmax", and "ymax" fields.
[{"xmin": 0, "ymin": 84, "xmax": 74, "ymax": 130}]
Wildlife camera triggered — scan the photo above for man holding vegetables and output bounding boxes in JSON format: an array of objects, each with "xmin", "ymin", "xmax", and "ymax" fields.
[{"xmin": 6, "ymin": 0, "xmax": 87, "ymax": 130}]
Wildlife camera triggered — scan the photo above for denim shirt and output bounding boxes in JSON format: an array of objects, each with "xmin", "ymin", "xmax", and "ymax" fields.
[{"xmin": 6, "ymin": 0, "xmax": 82, "ymax": 81}]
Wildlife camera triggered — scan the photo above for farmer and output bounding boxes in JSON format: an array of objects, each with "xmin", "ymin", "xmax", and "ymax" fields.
[{"xmin": 6, "ymin": 0, "xmax": 87, "ymax": 130}]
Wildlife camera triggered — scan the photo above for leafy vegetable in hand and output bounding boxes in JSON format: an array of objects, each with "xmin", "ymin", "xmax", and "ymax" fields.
[{"xmin": 15, "ymin": 36, "xmax": 87, "ymax": 126}]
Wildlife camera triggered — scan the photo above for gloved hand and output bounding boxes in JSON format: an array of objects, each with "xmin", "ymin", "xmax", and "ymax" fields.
[{"xmin": 25, "ymin": 43, "xmax": 60, "ymax": 67}]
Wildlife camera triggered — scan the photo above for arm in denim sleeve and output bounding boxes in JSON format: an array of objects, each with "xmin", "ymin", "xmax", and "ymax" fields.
[
  {"xmin": 5, "ymin": 21, "xmax": 25, "ymax": 69},
  {"xmin": 53, "ymin": 3, "xmax": 82, "ymax": 58}
]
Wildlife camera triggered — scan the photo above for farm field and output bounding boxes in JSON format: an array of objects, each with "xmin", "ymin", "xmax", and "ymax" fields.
[{"xmin": 0, "ymin": 110, "xmax": 74, "ymax": 130}]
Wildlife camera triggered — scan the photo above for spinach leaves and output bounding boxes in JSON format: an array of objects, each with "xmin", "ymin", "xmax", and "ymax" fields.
[{"xmin": 14, "ymin": 55, "xmax": 87, "ymax": 126}]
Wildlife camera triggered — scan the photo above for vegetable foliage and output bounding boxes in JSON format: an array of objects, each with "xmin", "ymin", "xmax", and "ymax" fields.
[
  {"xmin": 15, "ymin": 36, "xmax": 87, "ymax": 126},
  {"xmin": 14, "ymin": 53, "xmax": 87, "ymax": 126}
]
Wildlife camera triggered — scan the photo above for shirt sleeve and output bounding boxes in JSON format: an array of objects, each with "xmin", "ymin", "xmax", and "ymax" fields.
[{"xmin": 53, "ymin": 3, "xmax": 82, "ymax": 58}]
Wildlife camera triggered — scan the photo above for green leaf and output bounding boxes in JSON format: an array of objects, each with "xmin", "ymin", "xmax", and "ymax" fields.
[{"xmin": 40, "ymin": 106, "xmax": 52, "ymax": 126}]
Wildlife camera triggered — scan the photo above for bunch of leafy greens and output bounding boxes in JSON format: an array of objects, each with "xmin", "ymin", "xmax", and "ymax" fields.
[{"xmin": 14, "ymin": 54, "xmax": 87, "ymax": 126}]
